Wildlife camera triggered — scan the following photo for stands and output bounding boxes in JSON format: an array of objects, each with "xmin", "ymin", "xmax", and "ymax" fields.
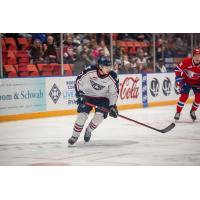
[{"xmin": 0, "ymin": 33, "xmax": 197, "ymax": 77}]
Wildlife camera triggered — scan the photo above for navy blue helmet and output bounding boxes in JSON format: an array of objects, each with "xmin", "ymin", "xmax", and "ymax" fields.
[{"xmin": 97, "ymin": 56, "xmax": 112, "ymax": 69}]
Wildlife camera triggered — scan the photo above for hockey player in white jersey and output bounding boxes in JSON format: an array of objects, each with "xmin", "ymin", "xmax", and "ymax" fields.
[{"xmin": 68, "ymin": 56, "xmax": 119, "ymax": 145}]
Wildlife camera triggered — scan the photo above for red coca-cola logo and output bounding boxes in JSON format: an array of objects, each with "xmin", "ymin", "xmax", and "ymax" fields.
[{"xmin": 120, "ymin": 77, "xmax": 139, "ymax": 100}]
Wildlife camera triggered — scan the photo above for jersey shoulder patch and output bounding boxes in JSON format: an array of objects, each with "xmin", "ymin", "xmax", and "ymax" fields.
[{"xmin": 109, "ymin": 71, "xmax": 118, "ymax": 81}]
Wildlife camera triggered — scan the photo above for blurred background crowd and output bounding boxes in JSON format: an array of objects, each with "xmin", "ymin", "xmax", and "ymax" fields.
[{"xmin": 1, "ymin": 33, "xmax": 199, "ymax": 78}]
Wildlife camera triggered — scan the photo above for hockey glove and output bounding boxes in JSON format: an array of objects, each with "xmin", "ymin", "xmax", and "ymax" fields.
[
  {"xmin": 76, "ymin": 91, "xmax": 85, "ymax": 105},
  {"xmin": 175, "ymin": 76, "xmax": 185, "ymax": 94},
  {"xmin": 109, "ymin": 105, "xmax": 118, "ymax": 118}
]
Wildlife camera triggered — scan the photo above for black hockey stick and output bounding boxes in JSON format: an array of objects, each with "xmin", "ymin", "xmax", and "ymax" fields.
[{"xmin": 85, "ymin": 102, "xmax": 175, "ymax": 133}]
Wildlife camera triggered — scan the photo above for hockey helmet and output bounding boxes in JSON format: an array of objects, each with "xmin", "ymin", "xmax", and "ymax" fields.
[
  {"xmin": 97, "ymin": 56, "xmax": 112, "ymax": 69},
  {"xmin": 193, "ymin": 48, "xmax": 200, "ymax": 55}
]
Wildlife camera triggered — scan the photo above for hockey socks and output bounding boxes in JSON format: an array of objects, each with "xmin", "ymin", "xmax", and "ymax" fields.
[
  {"xmin": 176, "ymin": 93, "xmax": 189, "ymax": 113},
  {"xmin": 72, "ymin": 113, "xmax": 88, "ymax": 138}
]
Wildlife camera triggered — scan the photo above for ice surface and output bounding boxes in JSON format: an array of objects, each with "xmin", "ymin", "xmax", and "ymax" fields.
[{"xmin": 0, "ymin": 104, "xmax": 200, "ymax": 166}]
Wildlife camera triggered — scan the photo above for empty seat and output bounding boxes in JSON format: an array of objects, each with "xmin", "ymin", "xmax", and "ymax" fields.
[
  {"xmin": 50, "ymin": 63, "xmax": 61, "ymax": 76},
  {"xmin": 4, "ymin": 38, "xmax": 17, "ymax": 50},
  {"xmin": 2, "ymin": 51, "xmax": 8, "ymax": 65},
  {"xmin": 52, "ymin": 71, "xmax": 61, "ymax": 76},
  {"xmin": 1, "ymin": 38, "xmax": 6, "ymax": 51},
  {"xmin": 18, "ymin": 63, "xmax": 28, "ymax": 72},
  {"xmin": 7, "ymin": 50, "xmax": 17, "ymax": 65},
  {"xmin": 3, "ymin": 65, "xmax": 17, "ymax": 77},
  {"xmin": 126, "ymin": 41, "xmax": 135, "ymax": 47},
  {"xmin": 4, "ymin": 64, "xmax": 16, "ymax": 73},
  {"xmin": 19, "ymin": 71, "xmax": 29, "ymax": 77},
  {"xmin": 17, "ymin": 38, "xmax": 30, "ymax": 50},
  {"xmin": 37, "ymin": 64, "xmax": 53, "ymax": 72},
  {"xmin": 41, "ymin": 71, "xmax": 53, "ymax": 76},
  {"xmin": 16, "ymin": 50, "xmax": 29, "ymax": 64},
  {"xmin": 27, "ymin": 64, "xmax": 39, "ymax": 76},
  {"xmin": 119, "ymin": 41, "xmax": 126, "ymax": 47}
]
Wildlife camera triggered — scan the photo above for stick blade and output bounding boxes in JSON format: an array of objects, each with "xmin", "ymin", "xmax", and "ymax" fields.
[{"xmin": 160, "ymin": 123, "xmax": 175, "ymax": 133}]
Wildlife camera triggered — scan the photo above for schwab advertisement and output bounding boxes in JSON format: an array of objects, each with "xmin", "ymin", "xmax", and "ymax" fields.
[{"xmin": 0, "ymin": 78, "xmax": 46, "ymax": 115}]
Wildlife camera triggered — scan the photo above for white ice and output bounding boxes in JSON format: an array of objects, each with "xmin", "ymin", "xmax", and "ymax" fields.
[{"xmin": 0, "ymin": 104, "xmax": 200, "ymax": 166}]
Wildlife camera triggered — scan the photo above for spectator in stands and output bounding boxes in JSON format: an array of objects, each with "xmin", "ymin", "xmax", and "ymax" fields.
[
  {"xmin": 113, "ymin": 40, "xmax": 122, "ymax": 60},
  {"xmin": 91, "ymin": 42, "xmax": 100, "ymax": 59},
  {"xmin": 30, "ymin": 39, "xmax": 44, "ymax": 64},
  {"xmin": 99, "ymin": 48, "xmax": 106, "ymax": 57},
  {"xmin": 156, "ymin": 38, "xmax": 164, "ymax": 59},
  {"xmin": 73, "ymin": 52, "xmax": 93, "ymax": 75},
  {"xmin": 43, "ymin": 36, "xmax": 58, "ymax": 63},
  {"xmin": 155, "ymin": 58, "xmax": 167, "ymax": 73},
  {"xmin": 96, "ymin": 33, "xmax": 110, "ymax": 46},
  {"xmin": 119, "ymin": 55, "xmax": 134, "ymax": 74},
  {"xmin": 63, "ymin": 35, "xmax": 77, "ymax": 63},
  {"xmin": 98, "ymin": 40, "xmax": 110, "ymax": 56},
  {"xmin": 135, "ymin": 48, "xmax": 148, "ymax": 72},
  {"xmin": 77, "ymin": 41, "xmax": 90, "ymax": 56},
  {"xmin": 130, "ymin": 57, "xmax": 139, "ymax": 73},
  {"xmin": 113, "ymin": 59, "xmax": 122, "ymax": 74}
]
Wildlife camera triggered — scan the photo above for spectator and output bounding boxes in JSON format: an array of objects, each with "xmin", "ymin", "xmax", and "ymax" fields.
[
  {"xmin": 155, "ymin": 58, "xmax": 167, "ymax": 73},
  {"xmin": 113, "ymin": 40, "xmax": 122, "ymax": 60},
  {"xmin": 98, "ymin": 40, "xmax": 110, "ymax": 56},
  {"xmin": 43, "ymin": 36, "xmax": 58, "ymax": 63},
  {"xmin": 73, "ymin": 52, "xmax": 93, "ymax": 75},
  {"xmin": 30, "ymin": 39, "xmax": 44, "ymax": 64},
  {"xmin": 91, "ymin": 42, "xmax": 100, "ymax": 59},
  {"xmin": 113, "ymin": 59, "xmax": 122, "ymax": 74},
  {"xmin": 135, "ymin": 48, "xmax": 148, "ymax": 72},
  {"xmin": 119, "ymin": 55, "xmax": 134, "ymax": 74},
  {"xmin": 63, "ymin": 35, "xmax": 77, "ymax": 63}
]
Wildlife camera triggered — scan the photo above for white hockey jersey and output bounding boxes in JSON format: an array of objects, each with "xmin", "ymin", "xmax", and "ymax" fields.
[{"xmin": 75, "ymin": 66, "xmax": 119, "ymax": 106}]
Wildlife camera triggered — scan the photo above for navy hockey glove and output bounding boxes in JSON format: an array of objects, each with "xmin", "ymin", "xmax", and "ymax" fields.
[
  {"xmin": 175, "ymin": 76, "xmax": 185, "ymax": 87},
  {"xmin": 109, "ymin": 105, "xmax": 118, "ymax": 118},
  {"xmin": 175, "ymin": 76, "xmax": 185, "ymax": 94},
  {"xmin": 76, "ymin": 91, "xmax": 85, "ymax": 105}
]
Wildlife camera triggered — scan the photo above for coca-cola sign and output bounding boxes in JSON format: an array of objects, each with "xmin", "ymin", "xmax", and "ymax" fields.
[{"xmin": 120, "ymin": 77, "xmax": 140, "ymax": 100}]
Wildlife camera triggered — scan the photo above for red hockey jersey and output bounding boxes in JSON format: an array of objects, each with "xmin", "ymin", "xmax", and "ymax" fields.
[{"xmin": 175, "ymin": 57, "xmax": 200, "ymax": 85}]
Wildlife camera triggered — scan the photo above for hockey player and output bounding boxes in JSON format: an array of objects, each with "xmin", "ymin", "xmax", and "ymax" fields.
[
  {"xmin": 68, "ymin": 56, "xmax": 119, "ymax": 145},
  {"xmin": 174, "ymin": 48, "xmax": 200, "ymax": 121}
]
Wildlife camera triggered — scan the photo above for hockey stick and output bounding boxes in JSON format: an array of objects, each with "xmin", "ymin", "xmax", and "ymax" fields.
[{"xmin": 85, "ymin": 102, "xmax": 175, "ymax": 133}]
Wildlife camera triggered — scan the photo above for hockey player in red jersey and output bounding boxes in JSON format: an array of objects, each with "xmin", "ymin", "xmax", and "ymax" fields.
[{"xmin": 174, "ymin": 48, "xmax": 200, "ymax": 121}]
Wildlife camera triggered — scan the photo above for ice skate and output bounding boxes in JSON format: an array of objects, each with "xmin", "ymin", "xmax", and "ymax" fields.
[
  {"xmin": 84, "ymin": 129, "xmax": 91, "ymax": 143},
  {"xmin": 68, "ymin": 136, "xmax": 78, "ymax": 145},
  {"xmin": 174, "ymin": 112, "xmax": 180, "ymax": 121},
  {"xmin": 190, "ymin": 110, "xmax": 196, "ymax": 121}
]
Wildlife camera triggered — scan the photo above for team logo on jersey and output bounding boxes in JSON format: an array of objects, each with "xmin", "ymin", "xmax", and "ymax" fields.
[
  {"xmin": 150, "ymin": 78, "xmax": 159, "ymax": 97},
  {"xmin": 90, "ymin": 76, "xmax": 97, "ymax": 80},
  {"xmin": 90, "ymin": 80, "xmax": 105, "ymax": 90},
  {"xmin": 49, "ymin": 83, "xmax": 61, "ymax": 104},
  {"xmin": 185, "ymin": 70, "xmax": 200, "ymax": 80},
  {"xmin": 162, "ymin": 77, "xmax": 171, "ymax": 96}
]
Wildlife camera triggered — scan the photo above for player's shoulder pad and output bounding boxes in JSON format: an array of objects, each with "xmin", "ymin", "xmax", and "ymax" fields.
[
  {"xmin": 83, "ymin": 65, "xmax": 97, "ymax": 73},
  {"xmin": 182, "ymin": 57, "xmax": 192, "ymax": 65},
  {"xmin": 109, "ymin": 71, "xmax": 118, "ymax": 82},
  {"xmin": 76, "ymin": 65, "xmax": 97, "ymax": 80}
]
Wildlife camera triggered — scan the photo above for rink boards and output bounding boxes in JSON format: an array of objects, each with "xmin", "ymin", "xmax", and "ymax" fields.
[{"xmin": 0, "ymin": 73, "xmax": 193, "ymax": 121}]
